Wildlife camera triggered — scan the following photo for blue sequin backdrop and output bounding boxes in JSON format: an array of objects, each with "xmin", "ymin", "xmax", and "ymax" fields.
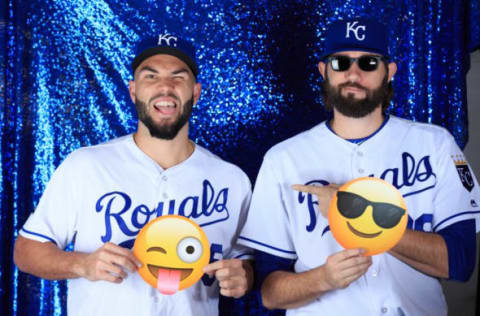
[{"xmin": 1, "ymin": 0, "xmax": 479, "ymax": 315}]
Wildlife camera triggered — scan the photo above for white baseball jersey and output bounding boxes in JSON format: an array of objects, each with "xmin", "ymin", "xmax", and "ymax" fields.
[
  {"xmin": 20, "ymin": 134, "xmax": 252, "ymax": 316},
  {"xmin": 239, "ymin": 115, "xmax": 480, "ymax": 316}
]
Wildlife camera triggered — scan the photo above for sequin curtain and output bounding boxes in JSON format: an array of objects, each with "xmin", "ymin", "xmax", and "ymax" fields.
[{"xmin": 2, "ymin": 0, "xmax": 479, "ymax": 315}]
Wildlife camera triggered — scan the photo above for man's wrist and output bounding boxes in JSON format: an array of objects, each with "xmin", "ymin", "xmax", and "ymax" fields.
[
  {"xmin": 314, "ymin": 265, "xmax": 332, "ymax": 294},
  {"xmin": 69, "ymin": 252, "xmax": 87, "ymax": 279}
]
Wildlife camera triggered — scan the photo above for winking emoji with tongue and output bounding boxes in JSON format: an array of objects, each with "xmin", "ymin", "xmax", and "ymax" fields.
[{"xmin": 133, "ymin": 215, "xmax": 210, "ymax": 294}]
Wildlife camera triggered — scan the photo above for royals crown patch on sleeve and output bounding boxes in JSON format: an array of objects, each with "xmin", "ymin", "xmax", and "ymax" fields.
[{"xmin": 452, "ymin": 155, "xmax": 475, "ymax": 192}]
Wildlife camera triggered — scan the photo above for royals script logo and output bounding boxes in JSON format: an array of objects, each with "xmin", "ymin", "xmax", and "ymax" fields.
[
  {"xmin": 96, "ymin": 179, "xmax": 229, "ymax": 245},
  {"xmin": 298, "ymin": 152, "xmax": 436, "ymax": 232}
]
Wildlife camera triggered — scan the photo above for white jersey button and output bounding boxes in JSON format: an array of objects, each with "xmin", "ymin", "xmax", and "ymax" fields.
[
  {"xmin": 358, "ymin": 168, "xmax": 364, "ymax": 173},
  {"xmin": 357, "ymin": 151, "xmax": 363, "ymax": 157},
  {"xmin": 163, "ymin": 192, "xmax": 168, "ymax": 199},
  {"xmin": 162, "ymin": 175, "xmax": 168, "ymax": 181},
  {"xmin": 381, "ymin": 307, "xmax": 388, "ymax": 313},
  {"xmin": 371, "ymin": 270, "xmax": 377, "ymax": 277}
]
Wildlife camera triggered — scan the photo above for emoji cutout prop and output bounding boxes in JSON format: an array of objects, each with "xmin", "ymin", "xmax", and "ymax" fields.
[
  {"xmin": 328, "ymin": 177, "xmax": 408, "ymax": 256},
  {"xmin": 133, "ymin": 215, "xmax": 210, "ymax": 295}
]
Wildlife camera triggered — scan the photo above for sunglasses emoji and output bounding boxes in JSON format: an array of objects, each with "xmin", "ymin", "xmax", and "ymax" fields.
[{"xmin": 328, "ymin": 177, "xmax": 408, "ymax": 256}]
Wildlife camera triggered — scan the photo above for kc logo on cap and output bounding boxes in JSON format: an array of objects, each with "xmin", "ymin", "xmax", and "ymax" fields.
[
  {"xmin": 345, "ymin": 21, "xmax": 366, "ymax": 41},
  {"xmin": 157, "ymin": 34, "xmax": 178, "ymax": 47},
  {"xmin": 320, "ymin": 18, "xmax": 390, "ymax": 60},
  {"xmin": 132, "ymin": 33, "xmax": 199, "ymax": 78}
]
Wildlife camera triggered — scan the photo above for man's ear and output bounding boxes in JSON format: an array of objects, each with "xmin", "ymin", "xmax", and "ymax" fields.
[
  {"xmin": 387, "ymin": 62, "xmax": 397, "ymax": 82},
  {"xmin": 128, "ymin": 81, "xmax": 136, "ymax": 104},
  {"xmin": 193, "ymin": 82, "xmax": 202, "ymax": 105},
  {"xmin": 318, "ymin": 61, "xmax": 326, "ymax": 79}
]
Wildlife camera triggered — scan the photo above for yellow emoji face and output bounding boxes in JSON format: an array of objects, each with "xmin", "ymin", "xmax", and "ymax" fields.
[
  {"xmin": 133, "ymin": 215, "xmax": 210, "ymax": 294},
  {"xmin": 328, "ymin": 177, "xmax": 408, "ymax": 256}
]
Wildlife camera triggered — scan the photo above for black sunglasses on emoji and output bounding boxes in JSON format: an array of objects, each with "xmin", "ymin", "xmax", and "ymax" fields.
[
  {"xmin": 327, "ymin": 55, "xmax": 387, "ymax": 72},
  {"xmin": 336, "ymin": 191, "xmax": 406, "ymax": 229}
]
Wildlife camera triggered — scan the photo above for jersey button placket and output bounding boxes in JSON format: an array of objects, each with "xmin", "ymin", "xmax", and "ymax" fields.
[
  {"xmin": 161, "ymin": 174, "xmax": 168, "ymax": 199},
  {"xmin": 357, "ymin": 149, "xmax": 365, "ymax": 174},
  {"xmin": 352, "ymin": 147, "xmax": 365, "ymax": 177},
  {"xmin": 370, "ymin": 260, "xmax": 381, "ymax": 277},
  {"xmin": 365, "ymin": 258, "xmax": 387, "ymax": 314}
]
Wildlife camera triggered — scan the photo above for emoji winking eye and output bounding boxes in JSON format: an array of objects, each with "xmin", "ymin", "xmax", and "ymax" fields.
[{"xmin": 133, "ymin": 215, "xmax": 210, "ymax": 294}]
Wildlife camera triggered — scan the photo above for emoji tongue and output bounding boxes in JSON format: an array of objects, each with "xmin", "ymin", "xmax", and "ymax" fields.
[{"xmin": 157, "ymin": 269, "xmax": 180, "ymax": 295}]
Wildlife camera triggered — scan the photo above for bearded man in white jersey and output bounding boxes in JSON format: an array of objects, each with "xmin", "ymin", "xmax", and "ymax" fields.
[
  {"xmin": 14, "ymin": 34, "xmax": 253, "ymax": 316},
  {"xmin": 239, "ymin": 18, "xmax": 480, "ymax": 316}
]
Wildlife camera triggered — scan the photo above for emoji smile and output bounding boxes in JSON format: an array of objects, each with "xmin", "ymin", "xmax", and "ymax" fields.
[
  {"xmin": 347, "ymin": 222, "xmax": 382, "ymax": 238},
  {"xmin": 148, "ymin": 265, "xmax": 193, "ymax": 281}
]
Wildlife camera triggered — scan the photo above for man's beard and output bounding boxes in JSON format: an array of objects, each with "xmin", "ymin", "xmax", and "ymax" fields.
[
  {"xmin": 322, "ymin": 74, "xmax": 389, "ymax": 118},
  {"xmin": 135, "ymin": 94, "xmax": 194, "ymax": 140}
]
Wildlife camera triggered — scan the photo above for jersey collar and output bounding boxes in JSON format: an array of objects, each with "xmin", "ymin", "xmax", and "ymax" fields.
[{"xmin": 326, "ymin": 115, "xmax": 390, "ymax": 145}]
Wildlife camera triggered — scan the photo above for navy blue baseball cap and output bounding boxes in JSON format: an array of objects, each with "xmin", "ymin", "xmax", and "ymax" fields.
[
  {"xmin": 132, "ymin": 34, "xmax": 199, "ymax": 78},
  {"xmin": 321, "ymin": 18, "xmax": 390, "ymax": 60}
]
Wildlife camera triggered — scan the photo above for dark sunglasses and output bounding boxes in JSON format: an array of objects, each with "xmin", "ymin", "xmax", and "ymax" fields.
[
  {"xmin": 336, "ymin": 191, "xmax": 406, "ymax": 229},
  {"xmin": 327, "ymin": 55, "xmax": 387, "ymax": 72}
]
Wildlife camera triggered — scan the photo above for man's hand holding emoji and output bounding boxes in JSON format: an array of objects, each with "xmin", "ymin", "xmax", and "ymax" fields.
[
  {"xmin": 73, "ymin": 242, "xmax": 141, "ymax": 283},
  {"xmin": 320, "ymin": 248, "xmax": 372, "ymax": 291},
  {"xmin": 203, "ymin": 259, "xmax": 253, "ymax": 298}
]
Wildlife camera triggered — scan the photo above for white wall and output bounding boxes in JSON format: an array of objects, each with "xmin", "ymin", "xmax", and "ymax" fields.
[{"xmin": 442, "ymin": 49, "xmax": 480, "ymax": 316}]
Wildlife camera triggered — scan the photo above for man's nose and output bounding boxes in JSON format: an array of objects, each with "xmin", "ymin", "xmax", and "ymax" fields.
[
  {"xmin": 155, "ymin": 77, "xmax": 175, "ymax": 90},
  {"xmin": 344, "ymin": 61, "xmax": 362, "ymax": 82}
]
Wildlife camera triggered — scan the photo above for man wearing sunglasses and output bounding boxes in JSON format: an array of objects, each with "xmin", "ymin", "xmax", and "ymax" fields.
[{"xmin": 239, "ymin": 18, "xmax": 480, "ymax": 316}]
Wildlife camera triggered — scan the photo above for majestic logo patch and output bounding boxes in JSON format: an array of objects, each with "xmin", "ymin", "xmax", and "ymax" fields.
[{"xmin": 452, "ymin": 155, "xmax": 474, "ymax": 192}]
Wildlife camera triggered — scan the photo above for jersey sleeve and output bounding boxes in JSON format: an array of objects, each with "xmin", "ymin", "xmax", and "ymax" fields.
[
  {"xmin": 19, "ymin": 153, "xmax": 80, "ymax": 250},
  {"xmin": 238, "ymin": 154, "xmax": 297, "ymax": 260},
  {"xmin": 432, "ymin": 131, "xmax": 480, "ymax": 232},
  {"xmin": 226, "ymin": 173, "xmax": 254, "ymax": 260},
  {"xmin": 437, "ymin": 219, "xmax": 476, "ymax": 281}
]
